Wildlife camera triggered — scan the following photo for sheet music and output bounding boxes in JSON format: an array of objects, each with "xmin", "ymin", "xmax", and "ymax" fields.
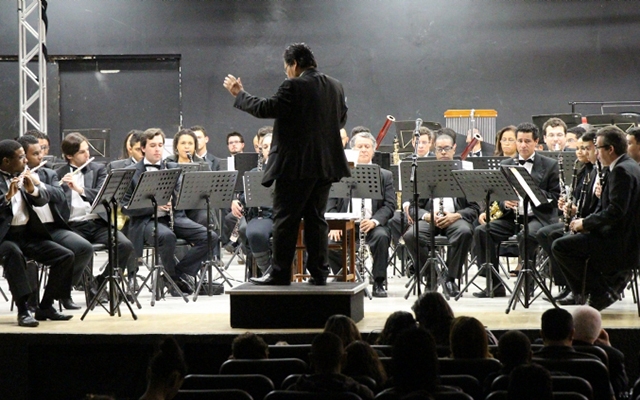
[
  {"xmin": 509, "ymin": 167, "xmax": 542, "ymax": 207},
  {"xmin": 325, "ymin": 212, "xmax": 359, "ymax": 220}
]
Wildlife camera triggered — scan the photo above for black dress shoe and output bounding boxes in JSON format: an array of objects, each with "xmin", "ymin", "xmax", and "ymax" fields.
[
  {"xmin": 308, "ymin": 276, "xmax": 327, "ymax": 286},
  {"xmin": 444, "ymin": 281, "xmax": 460, "ymax": 298},
  {"xmin": 473, "ymin": 287, "xmax": 506, "ymax": 298},
  {"xmin": 18, "ymin": 311, "xmax": 39, "ymax": 327},
  {"xmin": 35, "ymin": 306, "xmax": 73, "ymax": 321},
  {"xmin": 174, "ymin": 277, "xmax": 194, "ymax": 295},
  {"xmin": 372, "ymin": 282, "xmax": 387, "ymax": 298},
  {"xmin": 553, "ymin": 287, "xmax": 571, "ymax": 301},
  {"xmin": 589, "ymin": 292, "xmax": 617, "ymax": 311},
  {"xmin": 61, "ymin": 297, "xmax": 81, "ymax": 310},
  {"xmin": 250, "ymin": 273, "xmax": 291, "ymax": 286},
  {"xmin": 556, "ymin": 292, "xmax": 582, "ymax": 306}
]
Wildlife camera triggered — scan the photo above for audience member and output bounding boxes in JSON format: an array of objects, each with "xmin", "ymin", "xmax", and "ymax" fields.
[
  {"xmin": 139, "ymin": 337, "xmax": 187, "ymax": 400},
  {"xmin": 376, "ymin": 311, "xmax": 416, "ymax": 346},
  {"xmin": 289, "ymin": 332, "xmax": 374, "ymax": 400},
  {"xmin": 411, "ymin": 291, "xmax": 454, "ymax": 346},
  {"xmin": 483, "ymin": 330, "xmax": 532, "ymax": 394},
  {"xmin": 450, "ymin": 316, "xmax": 492, "ymax": 359},
  {"xmin": 324, "ymin": 314, "xmax": 363, "ymax": 348},
  {"xmin": 534, "ymin": 308, "xmax": 600, "ymax": 361},
  {"xmin": 230, "ymin": 332, "xmax": 269, "ymax": 360},
  {"xmin": 343, "ymin": 340, "xmax": 387, "ymax": 390},
  {"xmin": 507, "ymin": 363, "xmax": 552, "ymax": 400}
]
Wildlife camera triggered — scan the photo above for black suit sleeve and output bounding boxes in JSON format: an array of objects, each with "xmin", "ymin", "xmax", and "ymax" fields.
[{"xmin": 371, "ymin": 169, "xmax": 396, "ymax": 226}]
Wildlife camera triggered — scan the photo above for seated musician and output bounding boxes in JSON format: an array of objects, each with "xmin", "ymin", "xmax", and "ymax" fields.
[
  {"xmin": 552, "ymin": 126, "xmax": 640, "ymax": 311},
  {"xmin": 402, "ymin": 133, "xmax": 479, "ymax": 298},
  {"xmin": 537, "ymin": 130, "xmax": 599, "ymax": 305},
  {"xmin": 121, "ymin": 128, "xmax": 214, "ymax": 296},
  {"xmin": 17, "ymin": 135, "xmax": 93, "ymax": 311},
  {"xmin": 191, "ymin": 125, "xmax": 222, "ymax": 171},
  {"xmin": 57, "ymin": 132, "xmax": 137, "ymax": 298},
  {"xmin": 107, "ymin": 130, "xmax": 144, "ymax": 171},
  {"xmin": 326, "ymin": 132, "xmax": 396, "ymax": 297},
  {"xmin": 473, "ymin": 122, "xmax": 560, "ymax": 298}
]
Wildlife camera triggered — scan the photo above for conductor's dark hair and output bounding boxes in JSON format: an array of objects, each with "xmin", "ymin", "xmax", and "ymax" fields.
[
  {"xmin": 515, "ymin": 122, "xmax": 540, "ymax": 141},
  {"xmin": 597, "ymin": 125, "xmax": 628, "ymax": 156},
  {"xmin": 541, "ymin": 308, "xmax": 573, "ymax": 341},
  {"xmin": 17, "ymin": 135, "xmax": 39, "ymax": 153},
  {"xmin": 283, "ymin": 43, "xmax": 317, "ymax": 69},
  {"xmin": 0, "ymin": 140, "xmax": 22, "ymax": 163}
]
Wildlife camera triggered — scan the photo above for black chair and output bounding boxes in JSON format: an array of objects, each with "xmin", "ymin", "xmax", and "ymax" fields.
[
  {"xmin": 532, "ymin": 358, "xmax": 613, "ymax": 400},
  {"xmin": 182, "ymin": 374, "xmax": 274, "ymax": 400},
  {"xmin": 440, "ymin": 374, "xmax": 482, "ymax": 400},
  {"xmin": 375, "ymin": 389, "xmax": 472, "ymax": 400},
  {"xmin": 438, "ymin": 358, "xmax": 502, "ymax": 384},
  {"xmin": 265, "ymin": 390, "xmax": 362, "ymax": 400},
  {"xmin": 553, "ymin": 393, "xmax": 589, "ymax": 400},
  {"xmin": 268, "ymin": 344, "xmax": 312, "ymax": 364},
  {"xmin": 175, "ymin": 389, "xmax": 253, "ymax": 400},
  {"xmin": 491, "ymin": 374, "xmax": 593, "ymax": 400},
  {"xmin": 281, "ymin": 374, "xmax": 377, "ymax": 393},
  {"xmin": 219, "ymin": 358, "xmax": 308, "ymax": 389}
]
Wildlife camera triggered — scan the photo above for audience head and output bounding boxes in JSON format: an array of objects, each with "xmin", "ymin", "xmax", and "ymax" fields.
[
  {"xmin": 495, "ymin": 125, "xmax": 517, "ymax": 157},
  {"xmin": 343, "ymin": 340, "xmax": 387, "ymax": 387},
  {"xmin": 392, "ymin": 326, "xmax": 439, "ymax": 393},
  {"xmin": 507, "ymin": 363, "xmax": 553, "ymax": 400},
  {"xmin": 140, "ymin": 128, "xmax": 166, "ymax": 164},
  {"xmin": 226, "ymin": 131, "xmax": 245, "ymax": 155},
  {"xmin": 144, "ymin": 337, "xmax": 187, "ymax": 400},
  {"xmin": 627, "ymin": 126, "xmax": 640, "ymax": 163},
  {"xmin": 309, "ymin": 331, "xmax": 344, "ymax": 374},
  {"xmin": 540, "ymin": 308, "xmax": 574, "ymax": 345},
  {"xmin": 596, "ymin": 125, "xmax": 627, "ymax": 166},
  {"xmin": 542, "ymin": 117, "xmax": 567, "ymax": 150},
  {"xmin": 324, "ymin": 314, "xmax": 362, "ymax": 348},
  {"xmin": 572, "ymin": 305, "xmax": 602, "ymax": 344},
  {"xmin": 498, "ymin": 330, "xmax": 532, "ymax": 371},
  {"xmin": 377, "ymin": 311, "xmax": 417, "ymax": 346},
  {"xmin": 230, "ymin": 332, "xmax": 269, "ymax": 359},
  {"xmin": 0, "ymin": 140, "xmax": 26, "ymax": 174},
  {"xmin": 25, "ymin": 129, "xmax": 50, "ymax": 156},
  {"xmin": 411, "ymin": 291, "xmax": 454, "ymax": 346},
  {"xmin": 450, "ymin": 316, "xmax": 491, "ymax": 359}
]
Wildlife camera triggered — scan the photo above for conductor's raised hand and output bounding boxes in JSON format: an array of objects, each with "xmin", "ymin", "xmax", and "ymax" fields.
[{"xmin": 223, "ymin": 75, "xmax": 243, "ymax": 97}]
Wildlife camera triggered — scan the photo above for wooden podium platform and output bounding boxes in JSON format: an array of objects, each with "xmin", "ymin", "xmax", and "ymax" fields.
[{"xmin": 229, "ymin": 282, "xmax": 367, "ymax": 329}]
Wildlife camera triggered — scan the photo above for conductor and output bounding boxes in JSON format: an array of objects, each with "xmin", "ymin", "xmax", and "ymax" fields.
[{"xmin": 224, "ymin": 42, "xmax": 350, "ymax": 286}]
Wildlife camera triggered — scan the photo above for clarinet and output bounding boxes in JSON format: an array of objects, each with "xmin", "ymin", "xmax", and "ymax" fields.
[
  {"xmin": 161, "ymin": 158, "xmax": 175, "ymax": 231},
  {"xmin": 358, "ymin": 197, "xmax": 372, "ymax": 273},
  {"xmin": 437, "ymin": 198, "xmax": 445, "ymax": 217},
  {"xmin": 556, "ymin": 144, "xmax": 566, "ymax": 225},
  {"xmin": 256, "ymin": 150, "xmax": 265, "ymax": 219},
  {"xmin": 575, "ymin": 164, "xmax": 592, "ymax": 220},
  {"xmin": 563, "ymin": 159, "xmax": 579, "ymax": 233}
]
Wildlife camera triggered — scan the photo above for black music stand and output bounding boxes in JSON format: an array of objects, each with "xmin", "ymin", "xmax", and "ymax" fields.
[
  {"xmin": 469, "ymin": 156, "xmax": 510, "ymax": 171},
  {"xmin": 400, "ymin": 160, "xmax": 466, "ymax": 299},
  {"xmin": 451, "ymin": 169, "xmax": 517, "ymax": 300},
  {"xmin": 538, "ymin": 151, "xmax": 578, "ymax": 184},
  {"xmin": 176, "ymin": 170, "xmax": 238, "ymax": 299},
  {"xmin": 500, "ymin": 165, "xmax": 557, "ymax": 313},
  {"xmin": 125, "ymin": 169, "xmax": 186, "ymax": 307},
  {"xmin": 81, "ymin": 169, "xmax": 139, "ymax": 320}
]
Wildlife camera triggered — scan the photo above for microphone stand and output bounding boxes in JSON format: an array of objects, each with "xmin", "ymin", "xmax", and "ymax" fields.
[{"xmin": 409, "ymin": 118, "xmax": 423, "ymax": 295}]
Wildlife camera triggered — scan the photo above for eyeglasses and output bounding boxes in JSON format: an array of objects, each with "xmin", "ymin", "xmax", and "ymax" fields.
[
  {"xmin": 500, "ymin": 138, "xmax": 516, "ymax": 143},
  {"xmin": 596, "ymin": 145, "xmax": 610, "ymax": 150},
  {"xmin": 435, "ymin": 146, "xmax": 453, "ymax": 153}
]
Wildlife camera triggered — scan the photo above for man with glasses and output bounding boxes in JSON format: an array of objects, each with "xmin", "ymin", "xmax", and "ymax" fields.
[
  {"xmin": 226, "ymin": 132, "xmax": 245, "ymax": 156},
  {"xmin": 536, "ymin": 130, "xmax": 600, "ymax": 305},
  {"xmin": 553, "ymin": 126, "xmax": 640, "ymax": 310},
  {"xmin": 473, "ymin": 122, "xmax": 560, "ymax": 298},
  {"xmin": 402, "ymin": 133, "xmax": 479, "ymax": 297}
]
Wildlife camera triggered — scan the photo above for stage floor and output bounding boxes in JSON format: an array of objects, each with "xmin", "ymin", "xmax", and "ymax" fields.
[{"xmin": 0, "ymin": 251, "xmax": 638, "ymax": 335}]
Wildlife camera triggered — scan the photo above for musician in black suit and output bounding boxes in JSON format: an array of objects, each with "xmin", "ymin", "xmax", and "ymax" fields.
[
  {"xmin": 17, "ymin": 135, "xmax": 94, "ymax": 310},
  {"xmin": 403, "ymin": 133, "xmax": 480, "ymax": 298},
  {"xmin": 326, "ymin": 132, "xmax": 395, "ymax": 297},
  {"xmin": 191, "ymin": 125, "xmax": 221, "ymax": 171},
  {"xmin": 224, "ymin": 43, "xmax": 350, "ymax": 286},
  {"xmin": 553, "ymin": 126, "xmax": 640, "ymax": 310},
  {"xmin": 0, "ymin": 140, "xmax": 74, "ymax": 326},
  {"xmin": 537, "ymin": 131, "xmax": 599, "ymax": 304},
  {"xmin": 121, "ymin": 128, "xmax": 212, "ymax": 295},
  {"xmin": 57, "ymin": 132, "xmax": 136, "ymax": 292},
  {"xmin": 107, "ymin": 130, "xmax": 144, "ymax": 171},
  {"xmin": 473, "ymin": 122, "xmax": 560, "ymax": 297}
]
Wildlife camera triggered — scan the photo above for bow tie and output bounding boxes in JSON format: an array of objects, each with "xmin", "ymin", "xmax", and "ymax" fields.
[
  {"xmin": 70, "ymin": 165, "xmax": 85, "ymax": 174},
  {"xmin": 144, "ymin": 164, "xmax": 161, "ymax": 169},
  {"xmin": 518, "ymin": 158, "xmax": 534, "ymax": 165}
]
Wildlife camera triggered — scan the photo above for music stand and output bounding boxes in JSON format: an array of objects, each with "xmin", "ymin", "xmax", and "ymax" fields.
[
  {"xmin": 469, "ymin": 156, "xmax": 510, "ymax": 170},
  {"xmin": 400, "ymin": 160, "xmax": 466, "ymax": 299},
  {"xmin": 537, "ymin": 151, "xmax": 577, "ymax": 185},
  {"xmin": 176, "ymin": 171, "xmax": 238, "ymax": 299},
  {"xmin": 500, "ymin": 165, "xmax": 557, "ymax": 313},
  {"xmin": 81, "ymin": 168, "xmax": 139, "ymax": 320},
  {"xmin": 451, "ymin": 169, "xmax": 517, "ymax": 300},
  {"xmin": 125, "ymin": 168, "xmax": 186, "ymax": 306}
]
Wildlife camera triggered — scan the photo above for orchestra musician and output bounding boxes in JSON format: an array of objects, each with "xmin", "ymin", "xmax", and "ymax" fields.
[
  {"xmin": 326, "ymin": 132, "xmax": 396, "ymax": 297},
  {"xmin": 552, "ymin": 126, "xmax": 640, "ymax": 311},
  {"xmin": 402, "ymin": 133, "xmax": 479, "ymax": 298},
  {"xmin": 121, "ymin": 128, "xmax": 213, "ymax": 296},
  {"xmin": 472, "ymin": 122, "xmax": 560, "ymax": 298}
]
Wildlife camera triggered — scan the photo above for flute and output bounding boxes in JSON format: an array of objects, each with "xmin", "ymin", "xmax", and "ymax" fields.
[
  {"xmin": 70, "ymin": 157, "xmax": 95, "ymax": 175},
  {"xmin": 15, "ymin": 160, "xmax": 48, "ymax": 188}
]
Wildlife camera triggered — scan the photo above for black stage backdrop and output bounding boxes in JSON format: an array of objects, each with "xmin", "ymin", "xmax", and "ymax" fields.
[{"xmin": 1, "ymin": 0, "xmax": 640, "ymax": 157}]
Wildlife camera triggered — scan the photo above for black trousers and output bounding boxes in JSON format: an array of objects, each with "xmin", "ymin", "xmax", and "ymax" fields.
[
  {"xmin": 403, "ymin": 219, "xmax": 473, "ymax": 281},
  {"xmin": 48, "ymin": 227, "xmax": 94, "ymax": 286},
  {"xmin": 246, "ymin": 218, "xmax": 273, "ymax": 254},
  {"xmin": 536, "ymin": 222, "xmax": 568, "ymax": 286},
  {"xmin": 70, "ymin": 219, "xmax": 136, "ymax": 275},
  {"xmin": 0, "ymin": 227, "xmax": 74, "ymax": 305},
  {"xmin": 329, "ymin": 224, "xmax": 391, "ymax": 282},
  {"xmin": 271, "ymin": 178, "xmax": 332, "ymax": 280}
]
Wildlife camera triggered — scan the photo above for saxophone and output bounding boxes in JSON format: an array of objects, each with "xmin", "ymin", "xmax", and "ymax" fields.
[{"xmin": 489, "ymin": 201, "xmax": 503, "ymax": 221}]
